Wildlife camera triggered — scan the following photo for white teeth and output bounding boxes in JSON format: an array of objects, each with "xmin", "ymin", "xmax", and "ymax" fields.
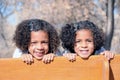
[
  {"xmin": 81, "ymin": 50, "xmax": 88, "ymax": 52},
  {"xmin": 80, "ymin": 50, "xmax": 88, "ymax": 54}
]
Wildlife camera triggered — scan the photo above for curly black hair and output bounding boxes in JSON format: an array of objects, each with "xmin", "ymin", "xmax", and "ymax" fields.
[
  {"xmin": 60, "ymin": 20, "xmax": 105, "ymax": 53},
  {"xmin": 13, "ymin": 19, "xmax": 60, "ymax": 54}
]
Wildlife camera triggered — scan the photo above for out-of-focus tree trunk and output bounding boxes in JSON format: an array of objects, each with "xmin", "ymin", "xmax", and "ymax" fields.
[
  {"xmin": 115, "ymin": 0, "xmax": 120, "ymax": 14},
  {"xmin": 105, "ymin": 0, "xmax": 115, "ymax": 50}
]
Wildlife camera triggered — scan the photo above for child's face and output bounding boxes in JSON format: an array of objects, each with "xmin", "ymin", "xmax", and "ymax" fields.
[
  {"xmin": 74, "ymin": 29, "xmax": 94, "ymax": 58},
  {"xmin": 28, "ymin": 30, "xmax": 49, "ymax": 60}
]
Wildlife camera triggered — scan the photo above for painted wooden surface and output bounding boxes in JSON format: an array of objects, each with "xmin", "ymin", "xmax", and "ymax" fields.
[
  {"xmin": 109, "ymin": 54, "xmax": 120, "ymax": 80},
  {"xmin": 1, "ymin": 55, "xmax": 119, "ymax": 80}
]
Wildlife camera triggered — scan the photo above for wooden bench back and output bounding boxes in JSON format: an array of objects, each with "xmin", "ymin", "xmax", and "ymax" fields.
[
  {"xmin": 0, "ymin": 55, "xmax": 109, "ymax": 80},
  {"xmin": 110, "ymin": 55, "xmax": 120, "ymax": 80}
]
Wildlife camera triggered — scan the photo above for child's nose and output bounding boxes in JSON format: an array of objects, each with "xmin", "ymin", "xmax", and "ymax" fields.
[
  {"xmin": 36, "ymin": 43, "xmax": 44, "ymax": 49},
  {"xmin": 81, "ymin": 42, "xmax": 87, "ymax": 48}
]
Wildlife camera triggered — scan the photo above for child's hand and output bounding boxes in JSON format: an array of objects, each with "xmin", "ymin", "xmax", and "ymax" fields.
[
  {"xmin": 42, "ymin": 53, "xmax": 55, "ymax": 64},
  {"xmin": 100, "ymin": 51, "xmax": 114, "ymax": 60},
  {"xmin": 21, "ymin": 54, "xmax": 34, "ymax": 65},
  {"xmin": 63, "ymin": 53, "xmax": 77, "ymax": 62}
]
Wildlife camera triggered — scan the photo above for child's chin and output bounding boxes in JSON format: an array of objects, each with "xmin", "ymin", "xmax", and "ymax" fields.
[
  {"xmin": 35, "ymin": 56, "xmax": 43, "ymax": 60},
  {"xmin": 80, "ymin": 55, "xmax": 90, "ymax": 59}
]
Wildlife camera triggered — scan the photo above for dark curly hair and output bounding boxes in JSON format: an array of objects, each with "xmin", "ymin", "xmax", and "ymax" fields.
[
  {"xmin": 13, "ymin": 19, "xmax": 60, "ymax": 54},
  {"xmin": 60, "ymin": 20, "xmax": 105, "ymax": 53}
]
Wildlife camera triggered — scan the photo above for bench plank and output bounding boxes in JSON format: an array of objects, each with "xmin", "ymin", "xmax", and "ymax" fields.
[
  {"xmin": 0, "ymin": 55, "xmax": 109, "ymax": 80},
  {"xmin": 110, "ymin": 55, "xmax": 120, "ymax": 80}
]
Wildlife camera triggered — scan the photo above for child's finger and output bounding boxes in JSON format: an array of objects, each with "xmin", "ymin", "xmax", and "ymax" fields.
[
  {"xmin": 63, "ymin": 53, "xmax": 68, "ymax": 57},
  {"xmin": 42, "ymin": 56, "xmax": 46, "ymax": 63},
  {"xmin": 49, "ymin": 54, "xmax": 55, "ymax": 61},
  {"xmin": 110, "ymin": 52, "xmax": 114, "ymax": 59},
  {"xmin": 21, "ymin": 55, "xmax": 27, "ymax": 62},
  {"xmin": 100, "ymin": 52, "xmax": 104, "ymax": 55},
  {"xmin": 42, "ymin": 55, "xmax": 50, "ymax": 64},
  {"xmin": 21, "ymin": 54, "xmax": 33, "ymax": 64},
  {"xmin": 46, "ymin": 56, "xmax": 51, "ymax": 63},
  {"xmin": 103, "ymin": 51, "xmax": 115, "ymax": 60},
  {"xmin": 104, "ymin": 51, "xmax": 110, "ymax": 60},
  {"xmin": 43, "ymin": 54, "xmax": 55, "ymax": 63},
  {"xmin": 26, "ymin": 54, "xmax": 32, "ymax": 64},
  {"xmin": 50, "ymin": 55, "xmax": 54, "ymax": 61},
  {"xmin": 69, "ymin": 54, "xmax": 76, "ymax": 62},
  {"xmin": 28, "ymin": 54, "xmax": 34, "ymax": 64},
  {"xmin": 29, "ymin": 54, "xmax": 34, "ymax": 62}
]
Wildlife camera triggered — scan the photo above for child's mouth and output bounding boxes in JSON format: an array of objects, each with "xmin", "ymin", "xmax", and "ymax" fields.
[
  {"xmin": 80, "ymin": 50, "xmax": 89, "ymax": 54},
  {"xmin": 35, "ymin": 52, "xmax": 44, "ymax": 57}
]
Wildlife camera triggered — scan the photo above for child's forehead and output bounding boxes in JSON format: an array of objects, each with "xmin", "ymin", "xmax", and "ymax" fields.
[
  {"xmin": 76, "ymin": 29, "xmax": 93, "ymax": 37},
  {"xmin": 31, "ymin": 30, "xmax": 48, "ymax": 35},
  {"xmin": 30, "ymin": 30, "xmax": 49, "ymax": 40},
  {"xmin": 75, "ymin": 29, "xmax": 94, "ymax": 40},
  {"xmin": 76, "ymin": 29, "xmax": 92, "ymax": 33},
  {"xmin": 76, "ymin": 29, "xmax": 92, "ymax": 34}
]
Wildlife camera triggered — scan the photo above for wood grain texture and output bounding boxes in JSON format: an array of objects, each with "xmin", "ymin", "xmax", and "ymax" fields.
[
  {"xmin": 109, "ymin": 54, "xmax": 120, "ymax": 80},
  {"xmin": 0, "ymin": 55, "xmax": 112, "ymax": 80}
]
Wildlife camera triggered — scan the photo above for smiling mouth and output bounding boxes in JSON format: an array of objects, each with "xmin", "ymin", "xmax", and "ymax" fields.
[
  {"xmin": 80, "ymin": 50, "xmax": 89, "ymax": 54},
  {"xmin": 35, "ymin": 52, "xmax": 44, "ymax": 57}
]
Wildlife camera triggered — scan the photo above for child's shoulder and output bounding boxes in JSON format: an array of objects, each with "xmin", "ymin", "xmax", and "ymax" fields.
[{"xmin": 94, "ymin": 47, "xmax": 105, "ymax": 55}]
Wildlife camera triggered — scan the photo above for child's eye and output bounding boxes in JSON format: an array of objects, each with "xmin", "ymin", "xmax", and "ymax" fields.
[
  {"xmin": 31, "ymin": 42, "xmax": 37, "ymax": 45},
  {"xmin": 86, "ymin": 39, "xmax": 93, "ymax": 42},
  {"xmin": 41, "ymin": 41, "xmax": 49, "ymax": 44},
  {"xmin": 75, "ymin": 40, "xmax": 81, "ymax": 43}
]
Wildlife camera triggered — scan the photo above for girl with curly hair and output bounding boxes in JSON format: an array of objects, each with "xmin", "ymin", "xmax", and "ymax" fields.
[
  {"xmin": 60, "ymin": 20, "xmax": 114, "ymax": 61},
  {"xmin": 13, "ymin": 19, "xmax": 60, "ymax": 64}
]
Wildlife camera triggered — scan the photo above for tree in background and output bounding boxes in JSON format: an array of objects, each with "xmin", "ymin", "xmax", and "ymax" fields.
[
  {"xmin": 0, "ymin": 0, "xmax": 17, "ymax": 57},
  {"xmin": 0, "ymin": 0, "xmax": 120, "ymax": 57},
  {"xmin": 105, "ymin": 0, "xmax": 115, "ymax": 50}
]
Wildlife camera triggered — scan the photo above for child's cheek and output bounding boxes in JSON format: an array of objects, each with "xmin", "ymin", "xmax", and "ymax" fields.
[
  {"xmin": 74, "ymin": 45, "xmax": 79, "ymax": 53},
  {"xmin": 28, "ymin": 45, "xmax": 36, "ymax": 53}
]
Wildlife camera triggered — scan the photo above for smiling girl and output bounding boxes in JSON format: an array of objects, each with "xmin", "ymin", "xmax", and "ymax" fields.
[
  {"xmin": 13, "ymin": 19, "xmax": 60, "ymax": 64},
  {"xmin": 60, "ymin": 20, "xmax": 114, "ymax": 61}
]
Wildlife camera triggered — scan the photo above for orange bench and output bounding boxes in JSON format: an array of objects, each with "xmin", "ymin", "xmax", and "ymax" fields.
[
  {"xmin": 0, "ymin": 55, "xmax": 109, "ymax": 80},
  {"xmin": 110, "ymin": 55, "xmax": 120, "ymax": 80}
]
